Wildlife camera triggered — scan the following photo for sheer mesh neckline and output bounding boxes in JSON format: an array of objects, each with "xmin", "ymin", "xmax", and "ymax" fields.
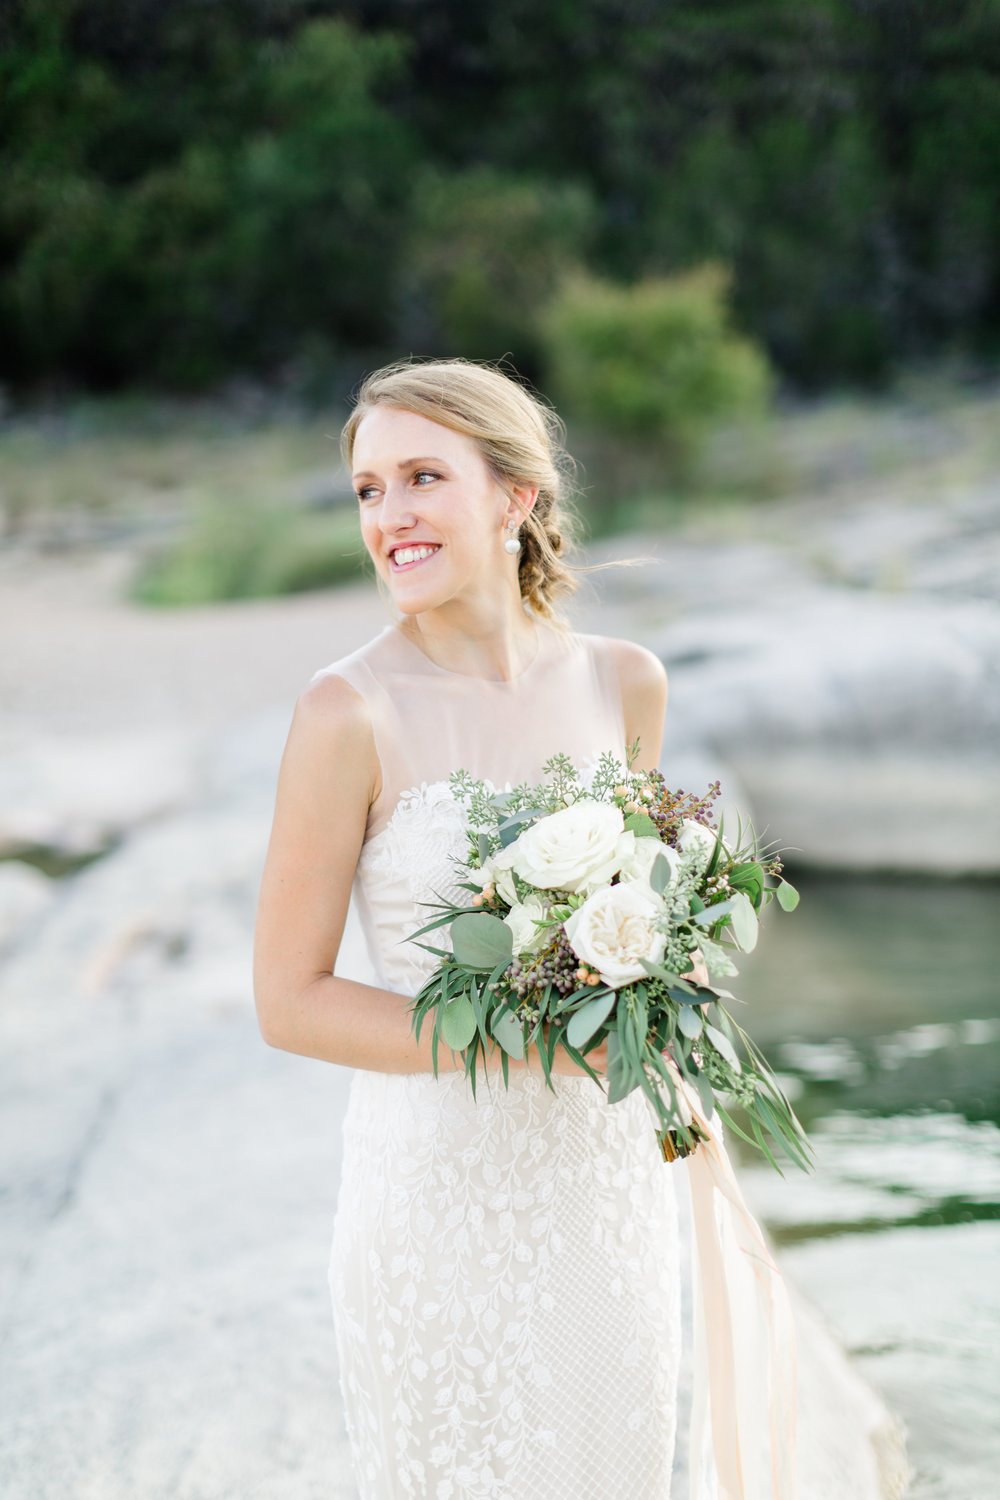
[{"xmin": 383, "ymin": 618, "xmax": 556, "ymax": 684}]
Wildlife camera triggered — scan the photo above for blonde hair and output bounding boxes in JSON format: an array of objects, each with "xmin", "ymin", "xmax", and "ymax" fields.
[{"xmin": 339, "ymin": 354, "xmax": 651, "ymax": 631}]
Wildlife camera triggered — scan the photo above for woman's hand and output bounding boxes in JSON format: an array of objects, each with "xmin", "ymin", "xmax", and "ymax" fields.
[{"xmin": 680, "ymin": 947, "xmax": 710, "ymax": 992}]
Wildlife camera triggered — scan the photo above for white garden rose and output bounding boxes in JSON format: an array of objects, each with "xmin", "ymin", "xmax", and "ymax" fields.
[
  {"xmin": 617, "ymin": 835, "xmax": 681, "ymax": 894},
  {"xmin": 677, "ymin": 818, "xmax": 729, "ymax": 873},
  {"xmin": 510, "ymin": 802, "xmax": 635, "ymax": 895},
  {"xmin": 563, "ymin": 881, "xmax": 667, "ymax": 989},
  {"xmin": 469, "ymin": 841, "xmax": 519, "ymax": 906},
  {"xmin": 503, "ymin": 893, "xmax": 549, "ymax": 957}
]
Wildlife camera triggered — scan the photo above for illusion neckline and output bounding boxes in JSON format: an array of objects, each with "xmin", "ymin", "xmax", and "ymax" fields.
[{"xmin": 385, "ymin": 619, "xmax": 552, "ymax": 684}]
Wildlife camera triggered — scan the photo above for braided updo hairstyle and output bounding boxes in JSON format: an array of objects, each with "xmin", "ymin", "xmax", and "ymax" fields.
[{"xmin": 339, "ymin": 355, "xmax": 644, "ymax": 633}]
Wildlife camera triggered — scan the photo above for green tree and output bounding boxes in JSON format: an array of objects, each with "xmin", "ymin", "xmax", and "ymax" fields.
[
  {"xmin": 1, "ymin": 10, "xmax": 419, "ymax": 387},
  {"xmin": 396, "ymin": 163, "xmax": 598, "ymax": 371}
]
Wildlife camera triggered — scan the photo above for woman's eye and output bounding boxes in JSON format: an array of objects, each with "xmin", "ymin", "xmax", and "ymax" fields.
[{"xmin": 356, "ymin": 471, "xmax": 440, "ymax": 503}]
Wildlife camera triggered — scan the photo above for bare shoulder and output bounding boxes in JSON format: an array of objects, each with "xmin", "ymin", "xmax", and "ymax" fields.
[
  {"xmin": 601, "ymin": 635, "xmax": 669, "ymax": 697},
  {"xmin": 597, "ymin": 635, "xmax": 668, "ymax": 771},
  {"xmin": 296, "ymin": 666, "xmax": 371, "ymax": 730},
  {"xmin": 284, "ymin": 668, "xmax": 380, "ymax": 802}
]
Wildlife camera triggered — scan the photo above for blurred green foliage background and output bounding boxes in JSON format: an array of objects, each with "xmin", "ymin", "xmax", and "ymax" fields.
[
  {"xmin": 3, "ymin": 0, "xmax": 998, "ymax": 400},
  {"xmin": 2, "ymin": 0, "xmax": 998, "ymax": 606}
]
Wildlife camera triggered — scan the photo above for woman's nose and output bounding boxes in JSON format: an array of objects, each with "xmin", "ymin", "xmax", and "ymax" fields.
[{"xmin": 378, "ymin": 482, "xmax": 424, "ymax": 536}]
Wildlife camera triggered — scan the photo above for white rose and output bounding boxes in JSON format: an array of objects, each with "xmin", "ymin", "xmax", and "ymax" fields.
[
  {"xmin": 563, "ymin": 881, "xmax": 667, "ymax": 989},
  {"xmin": 511, "ymin": 802, "xmax": 636, "ymax": 895},
  {"xmin": 504, "ymin": 894, "xmax": 549, "ymax": 957},
  {"xmin": 617, "ymin": 836, "xmax": 681, "ymax": 894},
  {"xmin": 470, "ymin": 842, "xmax": 519, "ymax": 906},
  {"xmin": 677, "ymin": 818, "xmax": 729, "ymax": 873}
]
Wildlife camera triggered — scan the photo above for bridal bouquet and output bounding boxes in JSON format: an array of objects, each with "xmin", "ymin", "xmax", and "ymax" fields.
[{"xmin": 404, "ymin": 745, "xmax": 813, "ymax": 1175}]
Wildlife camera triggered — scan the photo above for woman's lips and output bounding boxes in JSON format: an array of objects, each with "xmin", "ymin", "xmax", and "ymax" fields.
[{"xmin": 390, "ymin": 545, "xmax": 442, "ymax": 573}]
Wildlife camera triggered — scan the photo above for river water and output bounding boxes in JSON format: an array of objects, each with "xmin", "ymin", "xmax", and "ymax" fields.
[{"xmin": 728, "ymin": 871, "xmax": 1000, "ymax": 1499}]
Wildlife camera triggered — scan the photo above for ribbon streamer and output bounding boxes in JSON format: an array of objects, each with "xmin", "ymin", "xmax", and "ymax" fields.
[{"xmin": 659, "ymin": 1054, "xmax": 799, "ymax": 1499}]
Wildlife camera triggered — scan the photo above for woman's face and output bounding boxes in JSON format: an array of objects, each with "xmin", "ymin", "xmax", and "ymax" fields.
[{"xmin": 351, "ymin": 405, "xmax": 533, "ymax": 613}]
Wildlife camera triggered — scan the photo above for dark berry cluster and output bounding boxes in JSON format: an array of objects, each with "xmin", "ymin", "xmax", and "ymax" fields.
[
  {"xmin": 640, "ymin": 772, "xmax": 723, "ymax": 848},
  {"xmin": 509, "ymin": 925, "xmax": 584, "ymax": 999}
]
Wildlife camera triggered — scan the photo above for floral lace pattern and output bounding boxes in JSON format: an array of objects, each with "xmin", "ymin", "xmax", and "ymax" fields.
[
  {"xmin": 330, "ymin": 770, "xmax": 683, "ymax": 1498},
  {"xmin": 356, "ymin": 779, "xmax": 498, "ymax": 996}
]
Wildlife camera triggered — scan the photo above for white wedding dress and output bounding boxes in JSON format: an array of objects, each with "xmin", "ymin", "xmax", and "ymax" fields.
[{"xmin": 321, "ymin": 618, "xmax": 687, "ymax": 1499}]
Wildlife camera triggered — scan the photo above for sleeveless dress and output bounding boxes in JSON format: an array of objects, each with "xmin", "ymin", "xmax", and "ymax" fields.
[{"xmin": 321, "ymin": 618, "xmax": 685, "ymax": 1500}]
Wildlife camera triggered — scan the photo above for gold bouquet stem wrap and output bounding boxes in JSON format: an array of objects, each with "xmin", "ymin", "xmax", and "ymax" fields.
[
  {"xmin": 642, "ymin": 1076, "xmax": 710, "ymax": 1161},
  {"xmin": 656, "ymin": 1052, "xmax": 800, "ymax": 1499}
]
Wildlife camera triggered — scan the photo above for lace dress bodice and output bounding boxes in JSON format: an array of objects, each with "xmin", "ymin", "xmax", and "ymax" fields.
[{"xmin": 321, "ymin": 618, "xmax": 693, "ymax": 1499}]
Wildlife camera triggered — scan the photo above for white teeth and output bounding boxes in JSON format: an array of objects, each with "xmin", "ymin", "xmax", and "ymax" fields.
[{"xmin": 392, "ymin": 545, "xmax": 440, "ymax": 566}]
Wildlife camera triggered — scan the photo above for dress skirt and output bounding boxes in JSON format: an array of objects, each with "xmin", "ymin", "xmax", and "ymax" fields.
[{"xmin": 329, "ymin": 1065, "xmax": 682, "ymax": 1500}]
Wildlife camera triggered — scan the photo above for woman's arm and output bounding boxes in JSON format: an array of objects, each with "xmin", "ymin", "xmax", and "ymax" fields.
[
  {"xmin": 607, "ymin": 637, "xmax": 709, "ymax": 994},
  {"xmin": 253, "ymin": 673, "xmax": 517, "ymax": 1076},
  {"xmin": 608, "ymin": 636, "xmax": 669, "ymax": 775}
]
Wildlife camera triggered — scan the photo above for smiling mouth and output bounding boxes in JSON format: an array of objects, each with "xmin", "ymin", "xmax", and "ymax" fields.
[{"xmin": 389, "ymin": 545, "xmax": 443, "ymax": 573}]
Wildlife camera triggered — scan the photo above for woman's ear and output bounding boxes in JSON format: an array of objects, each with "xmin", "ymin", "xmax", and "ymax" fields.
[{"xmin": 506, "ymin": 483, "xmax": 539, "ymax": 525}]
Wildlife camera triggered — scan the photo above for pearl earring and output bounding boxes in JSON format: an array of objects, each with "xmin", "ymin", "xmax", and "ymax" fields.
[{"xmin": 503, "ymin": 520, "xmax": 521, "ymax": 555}]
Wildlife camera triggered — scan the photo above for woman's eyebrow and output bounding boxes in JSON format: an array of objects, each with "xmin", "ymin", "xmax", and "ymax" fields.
[{"xmin": 352, "ymin": 456, "xmax": 449, "ymax": 480}]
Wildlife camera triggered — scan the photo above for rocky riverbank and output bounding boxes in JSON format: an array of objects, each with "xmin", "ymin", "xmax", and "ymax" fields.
[{"xmin": 594, "ymin": 478, "xmax": 999, "ymax": 877}]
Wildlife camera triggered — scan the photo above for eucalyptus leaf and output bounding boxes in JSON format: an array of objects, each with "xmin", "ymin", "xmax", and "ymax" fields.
[
  {"xmin": 776, "ymin": 879, "xmax": 800, "ymax": 911},
  {"xmin": 499, "ymin": 804, "xmax": 546, "ymax": 828},
  {"xmin": 552, "ymin": 983, "xmax": 598, "ymax": 1014},
  {"xmin": 705, "ymin": 1022, "xmax": 742, "ymax": 1072},
  {"xmin": 691, "ymin": 896, "xmax": 738, "ymax": 926},
  {"xmin": 637, "ymin": 958, "xmax": 697, "ymax": 989},
  {"xmin": 667, "ymin": 982, "xmax": 705, "ymax": 1006},
  {"xmin": 566, "ymin": 991, "xmax": 616, "ymax": 1048},
  {"xmin": 606, "ymin": 1056, "xmax": 639, "ymax": 1104},
  {"xmin": 497, "ymin": 806, "xmax": 546, "ymax": 846},
  {"xmin": 696, "ymin": 1069, "xmax": 716, "ymax": 1120},
  {"xmin": 450, "ymin": 912, "xmax": 513, "ymax": 969},
  {"xmin": 441, "ymin": 993, "xmax": 477, "ymax": 1050},
  {"xmin": 729, "ymin": 891, "xmax": 759, "ymax": 952},
  {"xmin": 468, "ymin": 980, "xmax": 491, "ymax": 1051},
  {"xmin": 490, "ymin": 1007, "xmax": 525, "ymax": 1060},
  {"xmin": 677, "ymin": 1005, "xmax": 703, "ymax": 1040}
]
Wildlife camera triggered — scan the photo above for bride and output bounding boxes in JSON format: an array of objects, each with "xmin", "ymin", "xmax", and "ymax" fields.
[{"xmin": 253, "ymin": 356, "xmax": 794, "ymax": 1498}]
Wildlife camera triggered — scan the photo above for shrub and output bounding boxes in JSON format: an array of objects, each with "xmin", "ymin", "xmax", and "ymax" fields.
[
  {"xmin": 131, "ymin": 495, "xmax": 366, "ymax": 605},
  {"xmin": 539, "ymin": 262, "xmax": 774, "ymax": 482}
]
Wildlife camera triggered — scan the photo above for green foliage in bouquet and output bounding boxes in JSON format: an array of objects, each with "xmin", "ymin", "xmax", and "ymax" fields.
[{"xmin": 405, "ymin": 743, "xmax": 813, "ymax": 1177}]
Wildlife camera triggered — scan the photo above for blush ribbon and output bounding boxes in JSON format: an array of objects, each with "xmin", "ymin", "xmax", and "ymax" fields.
[{"xmin": 660, "ymin": 1052, "xmax": 799, "ymax": 1499}]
